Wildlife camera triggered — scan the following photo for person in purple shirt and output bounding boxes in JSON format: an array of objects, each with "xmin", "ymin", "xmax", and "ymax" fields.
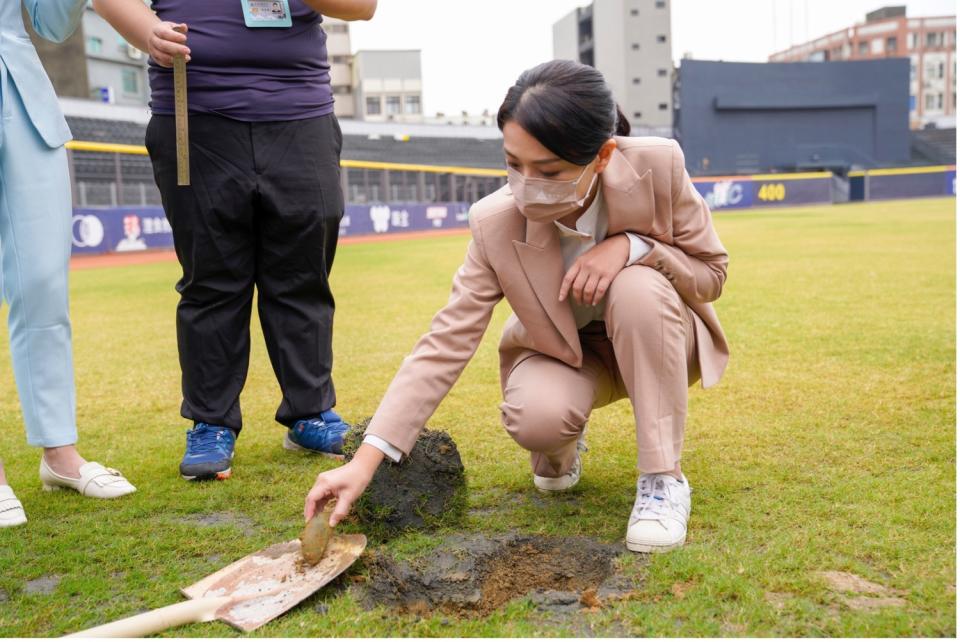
[{"xmin": 93, "ymin": 0, "xmax": 377, "ymax": 481}]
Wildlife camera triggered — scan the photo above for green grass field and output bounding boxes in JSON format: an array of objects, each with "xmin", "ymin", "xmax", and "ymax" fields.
[{"xmin": 0, "ymin": 197, "xmax": 955, "ymax": 637}]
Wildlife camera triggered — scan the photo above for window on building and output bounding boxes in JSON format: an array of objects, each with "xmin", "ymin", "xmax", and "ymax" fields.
[
  {"xmin": 926, "ymin": 31, "xmax": 940, "ymax": 48},
  {"xmin": 938, "ymin": 93, "xmax": 944, "ymax": 109},
  {"xmin": 656, "ymin": 34, "xmax": 667, "ymax": 43},
  {"xmin": 909, "ymin": 33, "xmax": 918, "ymax": 49},
  {"xmin": 121, "ymin": 69, "xmax": 138, "ymax": 95},
  {"xmin": 925, "ymin": 93, "xmax": 937, "ymax": 109},
  {"xmin": 926, "ymin": 61, "xmax": 938, "ymax": 78},
  {"xmin": 632, "ymin": 77, "xmax": 641, "ymax": 85},
  {"xmin": 655, "ymin": 0, "xmax": 666, "ymax": 7},
  {"xmin": 630, "ymin": 8, "xmax": 638, "ymax": 16},
  {"xmin": 938, "ymin": 62, "xmax": 945, "ymax": 78},
  {"xmin": 366, "ymin": 96, "xmax": 381, "ymax": 115},
  {"xmin": 871, "ymin": 38, "xmax": 883, "ymax": 54},
  {"xmin": 333, "ymin": 85, "xmax": 351, "ymax": 95},
  {"xmin": 909, "ymin": 94, "xmax": 916, "ymax": 111},
  {"xmin": 86, "ymin": 36, "xmax": 102, "ymax": 55},
  {"xmin": 885, "ymin": 36, "xmax": 897, "ymax": 52},
  {"xmin": 658, "ymin": 103, "xmax": 668, "ymax": 110},
  {"xmin": 631, "ymin": 43, "xmax": 640, "ymax": 50},
  {"xmin": 910, "ymin": 62, "xmax": 916, "ymax": 80},
  {"xmin": 386, "ymin": 95, "xmax": 402, "ymax": 115},
  {"xmin": 858, "ymin": 41, "xmax": 869, "ymax": 55},
  {"xmin": 633, "ymin": 111, "xmax": 642, "ymax": 119},
  {"xmin": 657, "ymin": 68, "xmax": 668, "ymax": 77},
  {"xmin": 404, "ymin": 95, "xmax": 421, "ymax": 114}
]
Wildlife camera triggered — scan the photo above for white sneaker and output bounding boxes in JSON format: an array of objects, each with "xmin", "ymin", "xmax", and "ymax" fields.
[
  {"xmin": 0, "ymin": 485, "xmax": 27, "ymax": 528},
  {"xmin": 625, "ymin": 473, "xmax": 691, "ymax": 553},
  {"xmin": 533, "ymin": 429, "xmax": 588, "ymax": 493},
  {"xmin": 39, "ymin": 459, "xmax": 136, "ymax": 499}
]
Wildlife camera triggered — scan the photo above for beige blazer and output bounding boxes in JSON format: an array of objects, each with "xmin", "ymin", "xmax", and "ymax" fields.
[{"xmin": 365, "ymin": 137, "xmax": 729, "ymax": 455}]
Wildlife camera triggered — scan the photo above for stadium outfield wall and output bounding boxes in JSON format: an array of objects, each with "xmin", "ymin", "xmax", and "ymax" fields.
[{"xmin": 66, "ymin": 143, "xmax": 955, "ymax": 255}]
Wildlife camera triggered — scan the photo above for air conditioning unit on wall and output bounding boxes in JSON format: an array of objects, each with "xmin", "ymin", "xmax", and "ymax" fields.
[{"xmin": 126, "ymin": 44, "xmax": 143, "ymax": 60}]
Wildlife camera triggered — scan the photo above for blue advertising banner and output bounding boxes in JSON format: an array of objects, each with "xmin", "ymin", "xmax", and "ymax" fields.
[
  {"xmin": 72, "ymin": 207, "xmax": 172, "ymax": 255},
  {"xmin": 867, "ymin": 170, "xmax": 954, "ymax": 200},
  {"xmin": 692, "ymin": 176, "xmax": 832, "ymax": 210},
  {"xmin": 71, "ymin": 203, "xmax": 474, "ymax": 255},
  {"xmin": 339, "ymin": 202, "xmax": 471, "ymax": 237},
  {"xmin": 692, "ymin": 179, "xmax": 756, "ymax": 209}
]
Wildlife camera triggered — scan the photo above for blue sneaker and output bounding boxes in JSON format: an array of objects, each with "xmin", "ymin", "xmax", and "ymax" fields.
[
  {"xmin": 283, "ymin": 410, "xmax": 350, "ymax": 460},
  {"xmin": 179, "ymin": 423, "xmax": 236, "ymax": 481}
]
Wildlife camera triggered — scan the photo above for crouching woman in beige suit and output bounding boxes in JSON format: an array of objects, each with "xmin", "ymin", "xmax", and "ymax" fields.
[{"xmin": 305, "ymin": 60, "xmax": 729, "ymax": 552}]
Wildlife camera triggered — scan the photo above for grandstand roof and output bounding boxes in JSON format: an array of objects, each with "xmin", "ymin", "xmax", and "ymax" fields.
[{"xmin": 61, "ymin": 98, "xmax": 506, "ymax": 169}]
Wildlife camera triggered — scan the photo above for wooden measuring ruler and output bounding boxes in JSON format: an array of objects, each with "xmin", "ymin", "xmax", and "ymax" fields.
[{"xmin": 173, "ymin": 27, "xmax": 189, "ymax": 186}]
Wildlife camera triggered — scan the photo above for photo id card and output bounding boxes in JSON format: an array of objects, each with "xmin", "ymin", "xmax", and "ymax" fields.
[{"xmin": 242, "ymin": 0, "xmax": 292, "ymax": 27}]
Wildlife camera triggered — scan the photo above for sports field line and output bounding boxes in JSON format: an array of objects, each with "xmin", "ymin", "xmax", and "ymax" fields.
[{"xmin": 69, "ymin": 227, "xmax": 471, "ymax": 270}]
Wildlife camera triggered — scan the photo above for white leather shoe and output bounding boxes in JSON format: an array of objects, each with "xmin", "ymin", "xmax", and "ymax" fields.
[
  {"xmin": 533, "ymin": 428, "xmax": 588, "ymax": 493},
  {"xmin": 0, "ymin": 485, "xmax": 27, "ymax": 528},
  {"xmin": 39, "ymin": 459, "xmax": 136, "ymax": 499},
  {"xmin": 626, "ymin": 473, "xmax": 691, "ymax": 553}
]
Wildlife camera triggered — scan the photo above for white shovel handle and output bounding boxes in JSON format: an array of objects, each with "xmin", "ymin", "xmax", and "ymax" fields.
[{"xmin": 64, "ymin": 596, "xmax": 231, "ymax": 638}]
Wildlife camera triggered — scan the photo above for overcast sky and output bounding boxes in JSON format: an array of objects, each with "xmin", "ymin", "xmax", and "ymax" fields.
[{"xmin": 349, "ymin": 0, "xmax": 956, "ymax": 116}]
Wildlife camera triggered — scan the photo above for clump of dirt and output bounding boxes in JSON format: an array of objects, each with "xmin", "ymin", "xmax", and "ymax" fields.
[
  {"xmin": 23, "ymin": 575, "xmax": 61, "ymax": 596},
  {"xmin": 815, "ymin": 570, "xmax": 908, "ymax": 611},
  {"xmin": 358, "ymin": 533, "xmax": 636, "ymax": 617},
  {"xmin": 343, "ymin": 418, "xmax": 466, "ymax": 533},
  {"xmin": 176, "ymin": 511, "xmax": 257, "ymax": 537}
]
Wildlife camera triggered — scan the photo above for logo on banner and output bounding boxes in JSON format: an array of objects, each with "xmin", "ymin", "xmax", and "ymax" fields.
[
  {"xmin": 426, "ymin": 206, "xmax": 448, "ymax": 228},
  {"xmin": 72, "ymin": 215, "xmax": 105, "ymax": 248},
  {"xmin": 116, "ymin": 215, "xmax": 148, "ymax": 252},
  {"xmin": 703, "ymin": 181, "xmax": 744, "ymax": 209},
  {"xmin": 370, "ymin": 206, "xmax": 391, "ymax": 233}
]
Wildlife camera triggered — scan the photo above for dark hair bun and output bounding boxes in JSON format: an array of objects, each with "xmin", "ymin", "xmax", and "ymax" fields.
[{"xmin": 497, "ymin": 60, "xmax": 628, "ymax": 165}]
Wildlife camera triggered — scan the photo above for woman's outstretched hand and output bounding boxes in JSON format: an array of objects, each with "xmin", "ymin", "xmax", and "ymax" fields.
[{"xmin": 304, "ymin": 443, "xmax": 385, "ymax": 526}]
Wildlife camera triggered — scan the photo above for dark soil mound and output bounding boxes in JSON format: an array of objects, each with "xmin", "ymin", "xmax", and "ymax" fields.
[{"xmin": 344, "ymin": 418, "xmax": 466, "ymax": 533}]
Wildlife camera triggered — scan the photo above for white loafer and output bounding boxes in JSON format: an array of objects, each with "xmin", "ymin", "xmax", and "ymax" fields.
[
  {"xmin": 39, "ymin": 459, "xmax": 136, "ymax": 499},
  {"xmin": 0, "ymin": 485, "xmax": 27, "ymax": 528}
]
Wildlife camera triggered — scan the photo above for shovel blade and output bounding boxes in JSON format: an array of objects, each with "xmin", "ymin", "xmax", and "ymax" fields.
[{"xmin": 181, "ymin": 533, "xmax": 366, "ymax": 632}]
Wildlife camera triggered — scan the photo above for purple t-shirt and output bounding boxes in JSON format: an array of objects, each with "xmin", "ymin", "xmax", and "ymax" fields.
[{"xmin": 148, "ymin": 0, "xmax": 334, "ymax": 121}]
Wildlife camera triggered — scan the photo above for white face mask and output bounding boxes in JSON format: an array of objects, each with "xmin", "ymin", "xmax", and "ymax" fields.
[{"xmin": 507, "ymin": 162, "xmax": 599, "ymax": 223}]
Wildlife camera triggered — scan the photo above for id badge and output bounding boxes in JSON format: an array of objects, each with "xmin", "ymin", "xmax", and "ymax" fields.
[{"xmin": 242, "ymin": 0, "xmax": 293, "ymax": 27}]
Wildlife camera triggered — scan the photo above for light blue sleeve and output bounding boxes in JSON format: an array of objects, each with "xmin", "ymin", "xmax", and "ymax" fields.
[{"xmin": 22, "ymin": 0, "xmax": 87, "ymax": 44}]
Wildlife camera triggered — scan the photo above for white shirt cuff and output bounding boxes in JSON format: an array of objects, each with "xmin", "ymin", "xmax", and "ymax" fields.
[
  {"xmin": 362, "ymin": 434, "xmax": 403, "ymax": 463},
  {"xmin": 625, "ymin": 232, "xmax": 652, "ymax": 266}
]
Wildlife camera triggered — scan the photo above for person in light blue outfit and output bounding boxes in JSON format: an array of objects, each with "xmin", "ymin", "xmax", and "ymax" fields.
[{"xmin": 0, "ymin": 0, "xmax": 136, "ymax": 529}]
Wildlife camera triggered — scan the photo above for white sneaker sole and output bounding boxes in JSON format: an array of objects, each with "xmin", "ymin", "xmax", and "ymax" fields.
[
  {"xmin": 625, "ymin": 535, "xmax": 686, "ymax": 553},
  {"xmin": 0, "ymin": 513, "xmax": 27, "ymax": 528},
  {"xmin": 283, "ymin": 434, "xmax": 345, "ymax": 461}
]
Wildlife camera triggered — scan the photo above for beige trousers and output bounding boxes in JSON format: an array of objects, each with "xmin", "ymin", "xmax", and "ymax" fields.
[{"xmin": 500, "ymin": 265, "xmax": 699, "ymax": 477}]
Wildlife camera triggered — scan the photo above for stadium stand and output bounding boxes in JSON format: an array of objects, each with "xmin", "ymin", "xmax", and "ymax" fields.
[{"xmin": 910, "ymin": 128, "xmax": 957, "ymax": 165}]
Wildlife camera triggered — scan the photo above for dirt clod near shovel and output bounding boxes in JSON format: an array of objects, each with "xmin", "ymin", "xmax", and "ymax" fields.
[
  {"xmin": 359, "ymin": 533, "xmax": 635, "ymax": 617},
  {"xmin": 343, "ymin": 419, "xmax": 466, "ymax": 533}
]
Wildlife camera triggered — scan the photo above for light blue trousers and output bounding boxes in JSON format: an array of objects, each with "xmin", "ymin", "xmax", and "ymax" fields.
[{"xmin": 0, "ymin": 67, "xmax": 77, "ymax": 448}]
